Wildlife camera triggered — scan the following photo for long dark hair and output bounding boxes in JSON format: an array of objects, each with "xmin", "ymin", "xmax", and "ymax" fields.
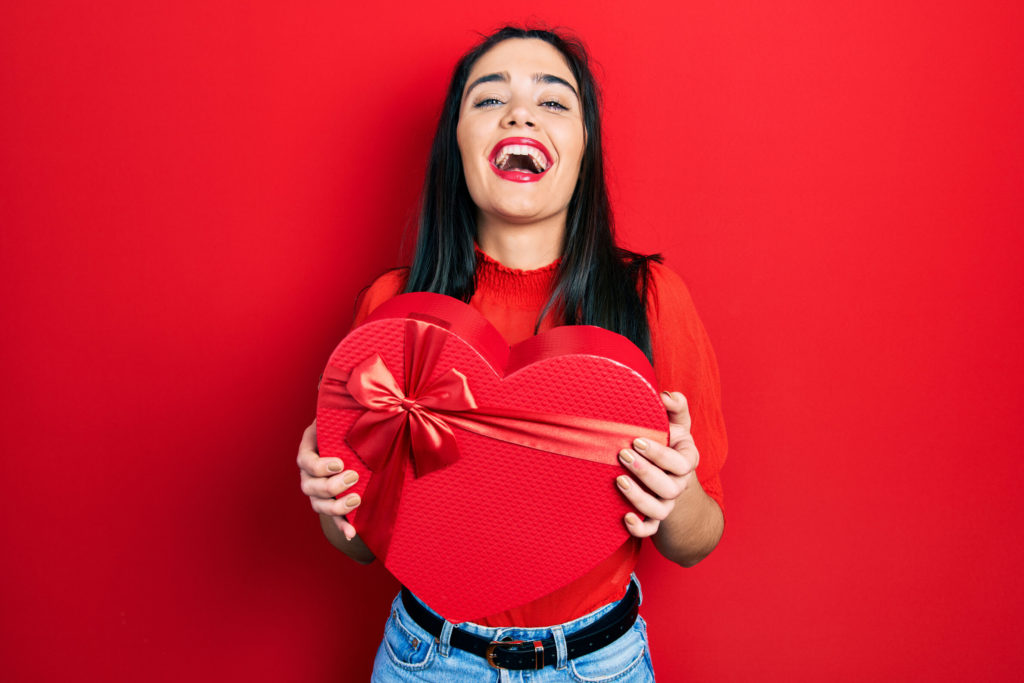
[{"xmin": 405, "ymin": 26, "xmax": 659, "ymax": 358}]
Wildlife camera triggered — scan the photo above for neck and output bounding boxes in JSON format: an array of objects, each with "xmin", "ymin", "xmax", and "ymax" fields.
[{"xmin": 476, "ymin": 212, "xmax": 566, "ymax": 270}]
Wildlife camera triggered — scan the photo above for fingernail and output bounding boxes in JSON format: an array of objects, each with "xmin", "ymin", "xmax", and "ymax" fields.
[
  {"xmin": 625, "ymin": 513, "xmax": 639, "ymax": 524},
  {"xmin": 617, "ymin": 475, "xmax": 631, "ymax": 490},
  {"xmin": 342, "ymin": 472, "xmax": 358, "ymax": 486},
  {"xmin": 327, "ymin": 461, "xmax": 343, "ymax": 472},
  {"xmin": 619, "ymin": 450, "xmax": 634, "ymax": 464},
  {"xmin": 344, "ymin": 494, "xmax": 360, "ymax": 507},
  {"xmin": 661, "ymin": 391, "xmax": 673, "ymax": 399},
  {"xmin": 633, "ymin": 438, "xmax": 648, "ymax": 451}
]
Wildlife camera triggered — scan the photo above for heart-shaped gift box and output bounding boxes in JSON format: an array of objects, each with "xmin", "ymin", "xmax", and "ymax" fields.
[{"xmin": 316, "ymin": 292, "xmax": 668, "ymax": 622}]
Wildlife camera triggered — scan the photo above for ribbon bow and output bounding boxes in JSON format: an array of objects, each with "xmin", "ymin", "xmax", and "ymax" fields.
[{"xmin": 345, "ymin": 351, "xmax": 475, "ymax": 477}]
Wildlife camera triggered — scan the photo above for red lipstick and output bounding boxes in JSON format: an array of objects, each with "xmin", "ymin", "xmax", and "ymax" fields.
[{"xmin": 488, "ymin": 137, "xmax": 553, "ymax": 183}]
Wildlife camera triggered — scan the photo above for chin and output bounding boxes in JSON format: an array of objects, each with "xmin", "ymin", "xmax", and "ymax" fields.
[{"xmin": 490, "ymin": 202, "xmax": 549, "ymax": 223}]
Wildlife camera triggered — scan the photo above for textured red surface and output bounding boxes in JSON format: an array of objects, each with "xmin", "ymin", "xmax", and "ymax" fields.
[{"xmin": 317, "ymin": 293, "xmax": 668, "ymax": 621}]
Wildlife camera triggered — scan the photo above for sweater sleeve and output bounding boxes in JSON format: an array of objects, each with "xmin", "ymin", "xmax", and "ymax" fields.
[
  {"xmin": 645, "ymin": 262, "xmax": 728, "ymax": 513},
  {"xmin": 350, "ymin": 268, "xmax": 409, "ymax": 329}
]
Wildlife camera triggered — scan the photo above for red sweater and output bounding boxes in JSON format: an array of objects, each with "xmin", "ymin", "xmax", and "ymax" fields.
[{"xmin": 352, "ymin": 249, "xmax": 727, "ymax": 626}]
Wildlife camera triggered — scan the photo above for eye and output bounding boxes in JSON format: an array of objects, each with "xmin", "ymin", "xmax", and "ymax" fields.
[
  {"xmin": 541, "ymin": 100, "xmax": 569, "ymax": 111},
  {"xmin": 473, "ymin": 97, "xmax": 504, "ymax": 108}
]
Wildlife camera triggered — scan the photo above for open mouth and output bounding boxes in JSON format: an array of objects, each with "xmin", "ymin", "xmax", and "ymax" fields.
[
  {"xmin": 488, "ymin": 138, "xmax": 553, "ymax": 181},
  {"xmin": 494, "ymin": 145, "xmax": 549, "ymax": 173}
]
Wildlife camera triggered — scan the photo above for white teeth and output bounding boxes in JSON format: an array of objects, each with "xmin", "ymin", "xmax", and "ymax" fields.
[{"xmin": 494, "ymin": 144, "xmax": 549, "ymax": 172}]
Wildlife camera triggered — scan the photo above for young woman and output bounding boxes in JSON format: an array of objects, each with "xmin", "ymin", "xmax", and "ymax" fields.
[{"xmin": 296, "ymin": 26, "xmax": 727, "ymax": 681}]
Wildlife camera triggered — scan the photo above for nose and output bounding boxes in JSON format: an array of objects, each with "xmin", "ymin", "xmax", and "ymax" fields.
[{"xmin": 501, "ymin": 102, "xmax": 536, "ymax": 129}]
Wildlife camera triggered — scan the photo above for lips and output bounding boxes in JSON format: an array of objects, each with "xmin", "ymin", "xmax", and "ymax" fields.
[{"xmin": 488, "ymin": 137, "xmax": 553, "ymax": 183}]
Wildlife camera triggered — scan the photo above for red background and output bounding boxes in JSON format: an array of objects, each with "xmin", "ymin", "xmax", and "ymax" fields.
[{"xmin": 2, "ymin": 1, "xmax": 1022, "ymax": 680}]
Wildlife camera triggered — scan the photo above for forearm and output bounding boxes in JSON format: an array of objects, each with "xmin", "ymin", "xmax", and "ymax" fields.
[
  {"xmin": 652, "ymin": 481, "xmax": 723, "ymax": 567},
  {"xmin": 319, "ymin": 514, "xmax": 376, "ymax": 564}
]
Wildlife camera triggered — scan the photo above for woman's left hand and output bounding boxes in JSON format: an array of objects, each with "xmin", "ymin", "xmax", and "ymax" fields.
[{"xmin": 616, "ymin": 391, "xmax": 700, "ymax": 538}]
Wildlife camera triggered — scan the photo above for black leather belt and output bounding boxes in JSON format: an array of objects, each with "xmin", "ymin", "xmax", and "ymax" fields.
[{"xmin": 399, "ymin": 581, "xmax": 640, "ymax": 670}]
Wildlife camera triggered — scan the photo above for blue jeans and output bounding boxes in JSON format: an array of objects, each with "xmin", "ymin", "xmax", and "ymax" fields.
[{"xmin": 371, "ymin": 577, "xmax": 656, "ymax": 682}]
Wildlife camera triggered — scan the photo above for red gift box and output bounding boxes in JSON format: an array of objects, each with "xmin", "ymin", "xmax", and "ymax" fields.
[{"xmin": 316, "ymin": 292, "xmax": 669, "ymax": 622}]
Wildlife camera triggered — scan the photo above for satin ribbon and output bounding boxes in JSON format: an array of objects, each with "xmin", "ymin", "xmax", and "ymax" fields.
[{"xmin": 319, "ymin": 318, "xmax": 666, "ymax": 559}]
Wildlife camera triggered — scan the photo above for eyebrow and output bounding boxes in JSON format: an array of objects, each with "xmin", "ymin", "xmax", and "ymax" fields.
[{"xmin": 464, "ymin": 71, "xmax": 579, "ymax": 99}]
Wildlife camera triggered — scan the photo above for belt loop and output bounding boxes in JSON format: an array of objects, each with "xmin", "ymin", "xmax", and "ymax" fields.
[
  {"xmin": 630, "ymin": 572, "xmax": 643, "ymax": 605},
  {"xmin": 438, "ymin": 620, "xmax": 454, "ymax": 658},
  {"xmin": 552, "ymin": 625, "xmax": 568, "ymax": 670}
]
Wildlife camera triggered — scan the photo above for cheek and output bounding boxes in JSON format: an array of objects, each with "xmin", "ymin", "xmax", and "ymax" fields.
[
  {"xmin": 456, "ymin": 117, "xmax": 475, "ymax": 161},
  {"xmin": 560, "ymin": 143, "xmax": 585, "ymax": 187},
  {"xmin": 556, "ymin": 124, "xmax": 586, "ymax": 176},
  {"xmin": 455, "ymin": 127, "xmax": 468, "ymax": 164},
  {"xmin": 457, "ymin": 125, "xmax": 489, "ymax": 180}
]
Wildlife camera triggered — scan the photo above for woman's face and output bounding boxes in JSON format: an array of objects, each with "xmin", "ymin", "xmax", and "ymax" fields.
[{"xmin": 457, "ymin": 38, "xmax": 585, "ymax": 229}]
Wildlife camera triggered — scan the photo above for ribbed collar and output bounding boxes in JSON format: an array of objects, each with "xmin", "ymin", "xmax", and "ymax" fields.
[{"xmin": 474, "ymin": 246, "xmax": 559, "ymax": 308}]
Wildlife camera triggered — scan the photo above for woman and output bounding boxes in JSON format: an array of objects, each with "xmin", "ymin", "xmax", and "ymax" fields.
[{"xmin": 297, "ymin": 26, "xmax": 726, "ymax": 681}]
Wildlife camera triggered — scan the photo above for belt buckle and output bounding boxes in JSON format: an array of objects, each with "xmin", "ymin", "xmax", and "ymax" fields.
[
  {"xmin": 485, "ymin": 640, "xmax": 523, "ymax": 669},
  {"xmin": 485, "ymin": 639, "xmax": 545, "ymax": 670}
]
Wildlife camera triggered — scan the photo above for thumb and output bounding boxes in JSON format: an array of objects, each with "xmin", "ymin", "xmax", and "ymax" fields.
[
  {"xmin": 337, "ymin": 516, "xmax": 358, "ymax": 541},
  {"xmin": 661, "ymin": 391, "xmax": 692, "ymax": 432}
]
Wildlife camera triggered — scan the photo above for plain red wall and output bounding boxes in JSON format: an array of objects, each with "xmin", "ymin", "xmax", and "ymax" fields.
[{"xmin": 3, "ymin": 1, "xmax": 1022, "ymax": 680}]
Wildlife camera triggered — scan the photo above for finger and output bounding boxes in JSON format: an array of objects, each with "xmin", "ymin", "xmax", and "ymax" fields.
[
  {"xmin": 296, "ymin": 422, "xmax": 317, "ymax": 463},
  {"xmin": 629, "ymin": 437, "xmax": 696, "ymax": 478},
  {"xmin": 619, "ymin": 448, "xmax": 685, "ymax": 500},
  {"xmin": 661, "ymin": 391, "xmax": 692, "ymax": 432},
  {"xmin": 298, "ymin": 452, "xmax": 345, "ymax": 477},
  {"xmin": 616, "ymin": 473, "xmax": 673, "ymax": 520},
  {"xmin": 301, "ymin": 421, "xmax": 318, "ymax": 453},
  {"xmin": 297, "ymin": 446, "xmax": 345, "ymax": 478},
  {"xmin": 624, "ymin": 511, "xmax": 660, "ymax": 538},
  {"xmin": 300, "ymin": 469, "xmax": 359, "ymax": 499},
  {"xmin": 311, "ymin": 492, "xmax": 361, "ymax": 517}
]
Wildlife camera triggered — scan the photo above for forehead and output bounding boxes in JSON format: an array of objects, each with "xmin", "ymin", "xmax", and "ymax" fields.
[{"xmin": 465, "ymin": 38, "xmax": 577, "ymax": 90}]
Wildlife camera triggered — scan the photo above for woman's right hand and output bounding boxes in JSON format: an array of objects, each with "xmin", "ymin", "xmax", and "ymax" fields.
[{"xmin": 296, "ymin": 420, "xmax": 363, "ymax": 541}]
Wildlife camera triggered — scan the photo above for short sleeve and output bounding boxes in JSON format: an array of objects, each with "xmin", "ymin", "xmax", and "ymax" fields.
[
  {"xmin": 350, "ymin": 268, "xmax": 409, "ymax": 329},
  {"xmin": 645, "ymin": 262, "xmax": 728, "ymax": 514}
]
